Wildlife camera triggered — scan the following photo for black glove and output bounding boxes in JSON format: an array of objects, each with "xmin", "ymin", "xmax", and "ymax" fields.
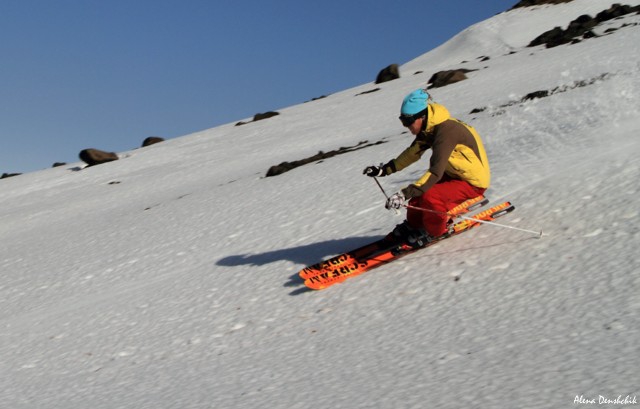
[
  {"xmin": 363, "ymin": 165, "xmax": 384, "ymax": 177},
  {"xmin": 401, "ymin": 184, "xmax": 425, "ymax": 199}
]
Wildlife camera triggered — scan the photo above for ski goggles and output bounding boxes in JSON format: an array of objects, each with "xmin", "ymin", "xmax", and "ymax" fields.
[{"xmin": 399, "ymin": 108, "xmax": 427, "ymax": 127}]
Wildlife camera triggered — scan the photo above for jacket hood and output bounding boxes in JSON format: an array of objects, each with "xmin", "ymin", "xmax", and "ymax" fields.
[{"xmin": 425, "ymin": 103, "xmax": 451, "ymax": 133}]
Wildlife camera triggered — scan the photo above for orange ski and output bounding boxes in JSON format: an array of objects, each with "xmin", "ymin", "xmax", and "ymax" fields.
[
  {"xmin": 304, "ymin": 201, "xmax": 514, "ymax": 290},
  {"xmin": 299, "ymin": 196, "xmax": 488, "ymax": 280}
]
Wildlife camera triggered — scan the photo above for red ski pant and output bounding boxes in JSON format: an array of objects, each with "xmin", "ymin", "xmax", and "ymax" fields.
[{"xmin": 407, "ymin": 177, "xmax": 486, "ymax": 237}]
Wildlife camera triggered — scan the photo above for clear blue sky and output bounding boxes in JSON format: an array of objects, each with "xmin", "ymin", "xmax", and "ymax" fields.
[{"xmin": 1, "ymin": 0, "xmax": 517, "ymax": 174}]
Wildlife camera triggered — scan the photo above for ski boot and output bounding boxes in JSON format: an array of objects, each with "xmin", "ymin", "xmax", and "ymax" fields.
[{"xmin": 391, "ymin": 221, "xmax": 434, "ymax": 248}]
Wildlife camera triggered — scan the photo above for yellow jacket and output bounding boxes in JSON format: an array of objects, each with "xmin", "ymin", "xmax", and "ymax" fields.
[{"xmin": 385, "ymin": 103, "xmax": 490, "ymax": 195}]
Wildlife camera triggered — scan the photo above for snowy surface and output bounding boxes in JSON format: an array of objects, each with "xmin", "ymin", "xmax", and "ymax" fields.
[{"xmin": 1, "ymin": 1, "xmax": 639, "ymax": 407}]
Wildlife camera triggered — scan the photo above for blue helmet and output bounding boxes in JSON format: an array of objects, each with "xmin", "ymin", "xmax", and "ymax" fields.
[{"xmin": 400, "ymin": 89, "xmax": 429, "ymax": 116}]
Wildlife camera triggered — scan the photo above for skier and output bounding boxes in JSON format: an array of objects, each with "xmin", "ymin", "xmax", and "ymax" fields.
[{"xmin": 363, "ymin": 88, "xmax": 491, "ymax": 245}]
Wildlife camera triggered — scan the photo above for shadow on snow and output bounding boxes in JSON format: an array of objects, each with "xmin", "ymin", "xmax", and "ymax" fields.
[{"xmin": 216, "ymin": 235, "xmax": 385, "ymax": 295}]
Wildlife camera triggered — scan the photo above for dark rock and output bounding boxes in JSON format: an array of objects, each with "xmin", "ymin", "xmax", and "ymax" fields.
[
  {"xmin": 142, "ymin": 137, "xmax": 165, "ymax": 147},
  {"xmin": 522, "ymin": 90, "xmax": 550, "ymax": 101},
  {"xmin": 375, "ymin": 64, "xmax": 400, "ymax": 84},
  {"xmin": 529, "ymin": 4, "xmax": 640, "ymax": 48},
  {"xmin": 356, "ymin": 88, "xmax": 381, "ymax": 96},
  {"xmin": 235, "ymin": 111, "xmax": 280, "ymax": 126},
  {"xmin": 253, "ymin": 111, "xmax": 280, "ymax": 122},
  {"xmin": 529, "ymin": 26, "xmax": 568, "ymax": 48},
  {"xmin": 266, "ymin": 140, "xmax": 386, "ymax": 177},
  {"xmin": 79, "ymin": 149, "xmax": 119, "ymax": 167},
  {"xmin": 1, "ymin": 172, "xmax": 21, "ymax": 179},
  {"xmin": 511, "ymin": 0, "xmax": 573, "ymax": 9},
  {"xmin": 427, "ymin": 69, "xmax": 475, "ymax": 88},
  {"xmin": 596, "ymin": 4, "xmax": 638, "ymax": 22}
]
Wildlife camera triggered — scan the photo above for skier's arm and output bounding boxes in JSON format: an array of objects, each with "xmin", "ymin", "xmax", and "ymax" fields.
[
  {"xmin": 379, "ymin": 137, "xmax": 428, "ymax": 176},
  {"xmin": 364, "ymin": 140, "xmax": 423, "ymax": 177},
  {"xmin": 402, "ymin": 133, "xmax": 457, "ymax": 198}
]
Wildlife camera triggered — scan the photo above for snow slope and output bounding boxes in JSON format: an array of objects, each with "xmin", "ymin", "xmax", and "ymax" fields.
[{"xmin": 1, "ymin": 0, "xmax": 639, "ymax": 407}]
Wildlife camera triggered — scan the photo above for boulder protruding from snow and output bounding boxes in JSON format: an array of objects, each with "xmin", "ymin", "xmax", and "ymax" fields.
[
  {"xmin": 79, "ymin": 149, "xmax": 119, "ymax": 167},
  {"xmin": 375, "ymin": 64, "xmax": 400, "ymax": 84},
  {"xmin": 529, "ymin": 4, "xmax": 640, "ymax": 48},
  {"xmin": 511, "ymin": 0, "xmax": 573, "ymax": 9},
  {"xmin": 236, "ymin": 111, "xmax": 280, "ymax": 126},
  {"xmin": 427, "ymin": 69, "xmax": 475, "ymax": 89},
  {"xmin": 142, "ymin": 137, "xmax": 165, "ymax": 147},
  {"xmin": 253, "ymin": 111, "xmax": 280, "ymax": 122}
]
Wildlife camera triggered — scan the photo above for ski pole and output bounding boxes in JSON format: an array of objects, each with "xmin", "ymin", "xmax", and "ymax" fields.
[
  {"xmin": 372, "ymin": 177, "xmax": 542, "ymax": 237},
  {"xmin": 405, "ymin": 204, "xmax": 543, "ymax": 237},
  {"xmin": 372, "ymin": 176, "xmax": 390, "ymax": 199},
  {"xmin": 373, "ymin": 176, "xmax": 404, "ymax": 215}
]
